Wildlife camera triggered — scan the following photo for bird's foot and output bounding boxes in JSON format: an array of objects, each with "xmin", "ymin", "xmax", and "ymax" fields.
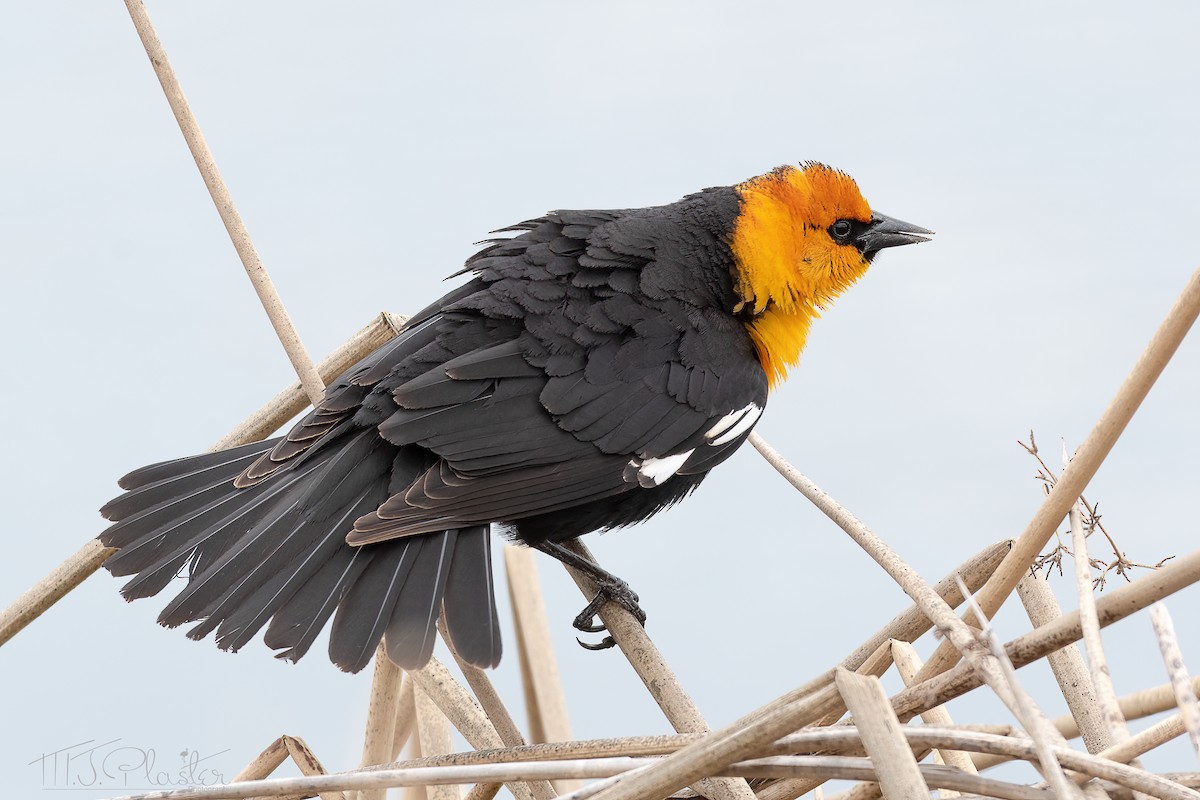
[
  {"xmin": 572, "ymin": 576, "xmax": 646, "ymax": 650},
  {"xmin": 533, "ymin": 539, "xmax": 648, "ymax": 651}
]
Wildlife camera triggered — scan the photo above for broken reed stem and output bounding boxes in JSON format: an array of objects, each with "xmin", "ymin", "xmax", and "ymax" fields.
[
  {"xmin": 1017, "ymin": 573, "xmax": 1110, "ymax": 754},
  {"xmin": 122, "ymin": 0, "xmax": 325, "ymax": 405},
  {"xmin": 0, "ymin": 313, "xmax": 401, "ymax": 649},
  {"xmin": 414, "ymin": 682, "xmax": 461, "ymax": 800},
  {"xmin": 408, "ymin": 655, "xmax": 547, "ymax": 800},
  {"xmin": 918, "ymin": 262, "xmax": 1200, "ymax": 680},
  {"xmin": 891, "ymin": 640, "xmax": 978, "ymax": 784},
  {"xmin": 503, "ymin": 546, "xmax": 574, "ymax": 744},
  {"xmin": 232, "ymin": 737, "xmax": 289, "ymax": 783},
  {"xmin": 1150, "ymin": 604, "xmax": 1200, "ymax": 759},
  {"xmin": 435, "ymin": 616, "xmax": 533, "ymax": 752},
  {"xmin": 557, "ymin": 539, "xmax": 758, "ymax": 800},
  {"xmin": 834, "ymin": 668, "xmax": 929, "ymax": 797},
  {"xmin": 358, "ymin": 641, "xmax": 405, "ymax": 800},
  {"xmin": 392, "ymin": 678, "xmax": 419, "ymax": 760}
]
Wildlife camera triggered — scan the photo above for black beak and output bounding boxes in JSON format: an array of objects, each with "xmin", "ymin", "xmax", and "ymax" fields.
[{"xmin": 856, "ymin": 212, "xmax": 934, "ymax": 254}]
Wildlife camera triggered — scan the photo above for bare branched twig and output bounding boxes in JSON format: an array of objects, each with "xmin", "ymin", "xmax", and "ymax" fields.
[{"xmin": 1018, "ymin": 432, "xmax": 1173, "ymax": 586}]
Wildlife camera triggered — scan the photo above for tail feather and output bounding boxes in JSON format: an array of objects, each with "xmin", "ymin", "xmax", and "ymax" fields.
[
  {"xmin": 110, "ymin": 453, "xmax": 327, "ymax": 588},
  {"xmin": 101, "ymin": 430, "xmax": 506, "ymax": 671},
  {"xmin": 185, "ymin": 434, "xmax": 394, "ymax": 643},
  {"xmin": 328, "ymin": 537, "xmax": 424, "ymax": 672},
  {"xmin": 210, "ymin": 486, "xmax": 383, "ymax": 653},
  {"xmin": 103, "ymin": 446, "xmax": 270, "ymax": 521},
  {"xmin": 441, "ymin": 525, "xmax": 501, "ymax": 668},
  {"xmin": 384, "ymin": 529, "xmax": 458, "ymax": 669},
  {"xmin": 115, "ymin": 438, "xmax": 282, "ymax": 492},
  {"xmin": 262, "ymin": 544, "xmax": 371, "ymax": 663}
]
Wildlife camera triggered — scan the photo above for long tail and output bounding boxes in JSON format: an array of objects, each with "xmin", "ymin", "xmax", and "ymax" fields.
[{"xmin": 98, "ymin": 432, "xmax": 502, "ymax": 672}]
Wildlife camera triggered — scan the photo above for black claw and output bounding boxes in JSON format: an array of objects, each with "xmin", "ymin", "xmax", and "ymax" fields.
[{"xmin": 577, "ymin": 635, "xmax": 617, "ymax": 651}]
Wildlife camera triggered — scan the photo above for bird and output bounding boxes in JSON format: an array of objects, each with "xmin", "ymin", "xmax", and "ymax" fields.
[{"xmin": 98, "ymin": 162, "xmax": 932, "ymax": 673}]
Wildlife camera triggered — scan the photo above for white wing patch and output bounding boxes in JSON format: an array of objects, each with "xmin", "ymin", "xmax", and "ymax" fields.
[
  {"xmin": 626, "ymin": 449, "xmax": 695, "ymax": 488},
  {"xmin": 623, "ymin": 404, "xmax": 763, "ymax": 489},
  {"xmin": 704, "ymin": 403, "xmax": 763, "ymax": 446}
]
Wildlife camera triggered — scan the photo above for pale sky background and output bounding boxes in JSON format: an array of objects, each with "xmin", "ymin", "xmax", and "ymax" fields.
[{"xmin": 4, "ymin": 2, "xmax": 1200, "ymax": 797}]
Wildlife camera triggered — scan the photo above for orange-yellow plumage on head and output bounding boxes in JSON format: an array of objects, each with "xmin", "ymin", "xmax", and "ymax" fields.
[{"xmin": 730, "ymin": 163, "xmax": 877, "ymax": 387}]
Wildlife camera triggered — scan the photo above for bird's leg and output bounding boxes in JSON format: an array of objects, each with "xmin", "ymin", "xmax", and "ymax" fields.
[{"xmin": 534, "ymin": 540, "xmax": 647, "ymax": 651}]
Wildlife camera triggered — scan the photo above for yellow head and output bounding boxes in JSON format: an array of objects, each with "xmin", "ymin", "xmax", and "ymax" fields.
[{"xmin": 730, "ymin": 163, "xmax": 931, "ymax": 386}]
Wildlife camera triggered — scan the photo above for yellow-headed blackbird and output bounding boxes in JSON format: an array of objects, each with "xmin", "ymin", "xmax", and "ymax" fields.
[{"xmin": 99, "ymin": 163, "xmax": 931, "ymax": 671}]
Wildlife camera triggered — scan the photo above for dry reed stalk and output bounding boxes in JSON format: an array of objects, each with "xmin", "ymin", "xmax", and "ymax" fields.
[
  {"xmin": 122, "ymin": 0, "xmax": 325, "ymax": 404},
  {"xmin": 415, "ymin": 682, "xmax": 461, "ymax": 800},
  {"xmin": 461, "ymin": 783, "xmax": 502, "ymax": 800},
  {"xmin": 834, "ymin": 668, "xmax": 930, "ymax": 797},
  {"xmin": 1099, "ymin": 713, "xmax": 1189, "ymax": 766},
  {"xmin": 0, "ymin": 539, "xmax": 113, "ymax": 647},
  {"xmin": 766, "ymin": 539, "xmax": 1012, "ymax": 752},
  {"xmin": 408, "ymin": 656, "xmax": 547, "ymax": 800},
  {"xmin": 0, "ymin": 312, "xmax": 399, "ymax": 648},
  {"xmin": 357, "ymin": 641, "xmax": 405, "ymax": 800},
  {"xmin": 232, "ymin": 738, "xmax": 289, "ymax": 783},
  {"xmin": 1070, "ymin": 506, "xmax": 1135, "ymax": 753},
  {"xmin": 891, "ymin": 639, "xmax": 979, "ymax": 787},
  {"xmin": 1017, "ymin": 572, "xmax": 1110, "ymax": 754},
  {"xmin": 210, "ymin": 313, "xmax": 404, "ymax": 451},
  {"xmin": 231, "ymin": 735, "xmax": 344, "ymax": 800},
  {"xmin": 917, "ymin": 263, "xmax": 1200, "ymax": 681},
  {"xmin": 504, "ymin": 546, "xmax": 572, "ymax": 743},
  {"xmin": 558, "ymin": 539, "xmax": 759, "ymax": 800},
  {"xmin": 402, "ymin": 735, "xmax": 428, "ymax": 800},
  {"xmin": 1150, "ymin": 604, "xmax": 1200, "ymax": 759},
  {"xmin": 102, "ymin": 725, "xmax": 1200, "ymax": 800},
  {"xmin": 392, "ymin": 677, "xmax": 419, "ymax": 760},
  {"xmin": 838, "ymin": 540, "xmax": 1011, "ymax": 671},
  {"xmin": 955, "ymin": 577, "xmax": 1084, "ymax": 799},
  {"xmin": 746, "ymin": 433, "xmax": 1079, "ymax": 787},
  {"xmin": 436, "ymin": 617, "xmax": 531, "ymax": 754},
  {"xmin": 892, "ymin": 545, "xmax": 1200, "ymax": 722},
  {"xmin": 102, "ymin": 747, "xmax": 1196, "ymax": 800}
]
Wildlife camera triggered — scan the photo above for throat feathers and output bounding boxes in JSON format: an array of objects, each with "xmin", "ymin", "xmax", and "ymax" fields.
[{"xmin": 729, "ymin": 164, "xmax": 876, "ymax": 387}]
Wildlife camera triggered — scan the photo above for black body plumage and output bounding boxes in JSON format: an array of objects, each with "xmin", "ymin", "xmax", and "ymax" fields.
[{"xmin": 99, "ymin": 185, "xmax": 770, "ymax": 672}]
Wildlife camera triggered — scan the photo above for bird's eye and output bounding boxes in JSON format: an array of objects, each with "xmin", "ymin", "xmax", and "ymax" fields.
[{"xmin": 831, "ymin": 220, "xmax": 853, "ymax": 242}]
